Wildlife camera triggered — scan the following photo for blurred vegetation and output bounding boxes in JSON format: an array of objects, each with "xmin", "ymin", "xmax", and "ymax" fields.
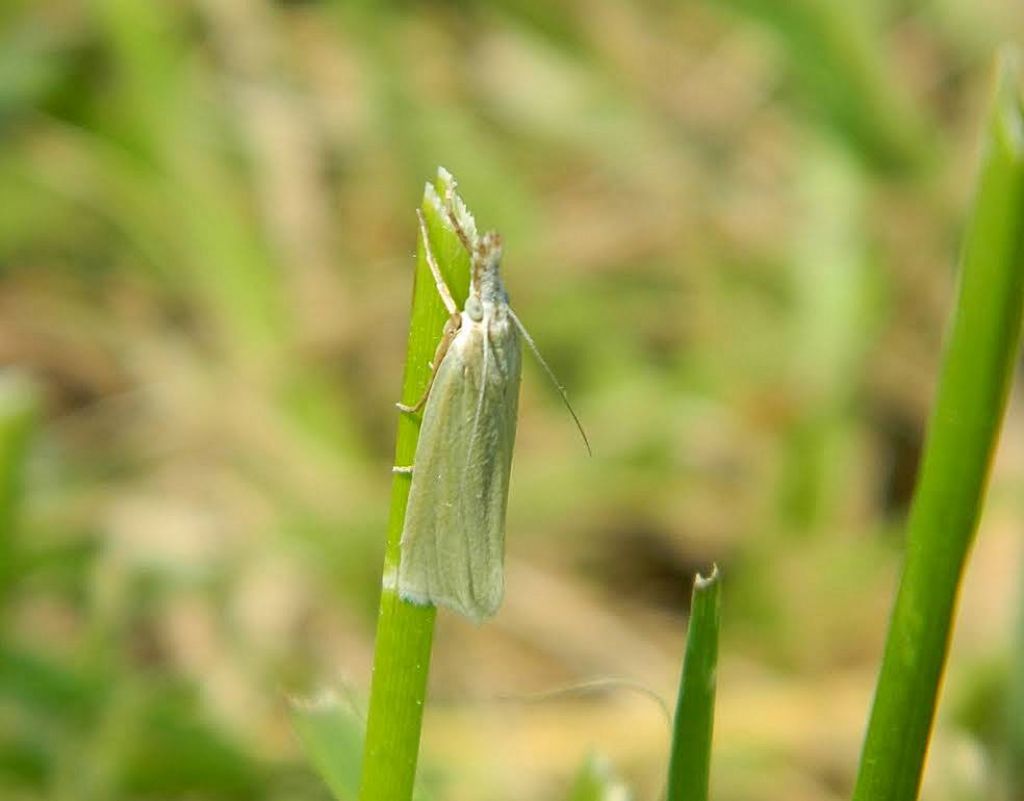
[{"xmin": 2, "ymin": 1, "xmax": 1024, "ymax": 800}]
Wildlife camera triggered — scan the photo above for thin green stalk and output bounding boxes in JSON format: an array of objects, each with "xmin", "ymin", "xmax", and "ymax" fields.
[
  {"xmin": 0, "ymin": 372, "xmax": 37, "ymax": 616},
  {"xmin": 667, "ymin": 567, "xmax": 721, "ymax": 801},
  {"xmin": 852, "ymin": 48, "xmax": 1024, "ymax": 801},
  {"xmin": 358, "ymin": 169, "xmax": 472, "ymax": 801}
]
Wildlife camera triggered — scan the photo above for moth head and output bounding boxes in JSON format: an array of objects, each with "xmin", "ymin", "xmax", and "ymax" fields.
[{"xmin": 477, "ymin": 231, "xmax": 503, "ymax": 268}]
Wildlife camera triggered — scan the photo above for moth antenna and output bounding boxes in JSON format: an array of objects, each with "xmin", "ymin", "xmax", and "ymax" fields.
[
  {"xmin": 492, "ymin": 677, "xmax": 671, "ymax": 728},
  {"xmin": 508, "ymin": 308, "xmax": 592, "ymax": 456}
]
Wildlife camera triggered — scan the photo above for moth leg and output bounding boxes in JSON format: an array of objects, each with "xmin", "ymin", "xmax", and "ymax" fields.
[
  {"xmin": 392, "ymin": 465, "xmax": 414, "ymax": 474},
  {"xmin": 397, "ymin": 209, "xmax": 464, "ymax": 414},
  {"xmin": 396, "ymin": 314, "xmax": 460, "ymax": 413},
  {"xmin": 416, "ymin": 209, "xmax": 459, "ymax": 317}
]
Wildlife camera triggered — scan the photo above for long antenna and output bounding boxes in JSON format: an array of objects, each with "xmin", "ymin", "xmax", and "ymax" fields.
[
  {"xmin": 492, "ymin": 676, "xmax": 670, "ymax": 726},
  {"xmin": 508, "ymin": 308, "xmax": 592, "ymax": 456}
]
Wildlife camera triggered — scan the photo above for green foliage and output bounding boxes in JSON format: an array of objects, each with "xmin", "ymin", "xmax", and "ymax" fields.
[{"xmin": 2, "ymin": 1, "xmax": 1023, "ymax": 799}]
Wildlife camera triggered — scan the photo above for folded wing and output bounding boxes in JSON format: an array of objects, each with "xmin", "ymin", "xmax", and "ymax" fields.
[{"xmin": 399, "ymin": 316, "xmax": 521, "ymax": 622}]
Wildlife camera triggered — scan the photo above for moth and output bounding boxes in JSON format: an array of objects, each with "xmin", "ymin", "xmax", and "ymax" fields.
[{"xmin": 396, "ymin": 180, "xmax": 587, "ymax": 622}]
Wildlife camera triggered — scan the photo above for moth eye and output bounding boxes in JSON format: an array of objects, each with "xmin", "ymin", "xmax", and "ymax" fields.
[{"xmin": 465, "ymin": 296, "xmax": 484, "ymax": 322}]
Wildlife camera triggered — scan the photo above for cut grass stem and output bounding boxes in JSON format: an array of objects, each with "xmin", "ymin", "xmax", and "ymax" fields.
[
  {"xmin": 357, "ymin": 170, "xmax": 473, "ymax": 801},
  {"xmin": 667, "ymin": 567, "xmax": 720, "ymax": 801}
]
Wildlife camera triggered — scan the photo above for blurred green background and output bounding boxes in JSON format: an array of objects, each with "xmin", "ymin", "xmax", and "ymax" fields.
[{"xmin": 2, "ymin": 2, "xmax": 1024, "ymax": 800}]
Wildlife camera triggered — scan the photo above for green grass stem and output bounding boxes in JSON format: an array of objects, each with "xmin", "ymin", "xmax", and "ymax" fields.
[
  {"xmin": 851, "ymin": 48, "xmax": 1024, "ymax": 801},
  {"xmin": 0, "ymin": 372, "xmax": 37, "ymax": 616},
  {"xmin": 667, "ymin": 567, "xmax": 721, "ymax": 801},
  {"xmin": 357, "ymin": 169, "xmax": 473, "ymax": 801}
]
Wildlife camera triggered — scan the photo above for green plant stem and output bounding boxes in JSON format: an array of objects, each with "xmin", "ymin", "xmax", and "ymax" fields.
[
  {"xmin": 667, "ymin": 567, "xmax": 721, "ymax": 801},
  {"xmin": 358, "ymin": 170, "xmax": 472, "ymax": 801},
  {"xmin": 0, "ymin": 372, "xmax": 37, "ymax": 617},
  {"xmin": 851, "ymin": 49, "xmax": 1024, "ymax": 801}
]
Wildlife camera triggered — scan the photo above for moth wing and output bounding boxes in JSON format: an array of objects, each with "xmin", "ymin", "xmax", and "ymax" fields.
[
  {"xmin": 399, "ymin": 319, "xmax": 521, "ymax": 621},
  {"xmin": 398, "ymin": 335, "xmax": 472, "ymax": 612}
]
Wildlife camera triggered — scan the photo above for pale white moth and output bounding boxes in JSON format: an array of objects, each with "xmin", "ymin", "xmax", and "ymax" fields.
[{"xmin": 395, "ymin": 172, "xmax": 588, "ymax": 623}]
